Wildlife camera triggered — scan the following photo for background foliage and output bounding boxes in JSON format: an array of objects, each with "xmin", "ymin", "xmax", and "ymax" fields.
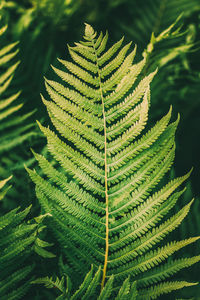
[{"xmin": 0, "ymin": 0, "xmax": 200, "ymax": 299}]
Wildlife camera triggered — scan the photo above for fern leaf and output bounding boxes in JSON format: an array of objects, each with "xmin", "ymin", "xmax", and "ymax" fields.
[
  {"xmin": 71, "ymin": 266, "xmax": 94, "ymax": 300},
  {"xmin": 82, "ymin": 267, "xmax": 101, "ymax": 299},
  {"xmin": 32, "ymin": 266, "xmax": 138, "ymax": 299},
  {"xmin": 0, "ymin": 174, "xmax": 54, "ymax": 299},
  {"xmin": 0, "ymin": 24, "xmax": 33, "ymax": 151},
  {"xmin": 115, "ymin": 276, "xmax": 130, "ymax": 299},
  {"xmin": 29, "ymin": 24, "xmax": 200, "ymax": 299},
  {"xmin": 0, "ymin": 18, "xmax": 40, "ymax": 211},
  {"xmin": 0, "ymin": 265, "xmax": 34, "ymax": 297},
  {"xmin": 138, "ymin": 281, "xmax": 198, "ymax": 300},
  {"xmin": 97, "ymin": 275, "xmax": 114, "ymax": 300},
  {"xmin": 138, "ymin": 255, "xmax": 200, "ymax": 287},
  {"xmin": 32, "ymin": 276, "xmax": 66, "ymax": 293}
]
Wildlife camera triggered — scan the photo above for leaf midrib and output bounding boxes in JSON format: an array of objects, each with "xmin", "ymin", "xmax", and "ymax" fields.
[{"xmin": 91, "ymin": 38, "xmax": 109, "ymax": 289}]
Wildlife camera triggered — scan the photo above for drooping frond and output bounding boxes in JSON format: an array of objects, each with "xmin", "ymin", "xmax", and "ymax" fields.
[{"xmin": 28, "ymin": 24, "xmax": 200, "ymax": 299}]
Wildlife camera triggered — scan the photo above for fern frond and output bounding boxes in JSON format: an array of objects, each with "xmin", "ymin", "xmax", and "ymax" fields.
[
  {"xmin": 0, "ymin": 205, "xmax": 34, "ymax": 299},
  {"xmin": 0, "ymin": 17, "xmax": 41, "ymax": 211},
  {"xmin": 0, "ymin": 175, "xmax": 54, "ymax": 299},
  {"xmin": 138, "ymin": 281, "xmax": 198, "ymax": 300},
  {"xmin": 0, "ymin": 175, "xmax": 12, "ymax": 200},
  {"xmin": 118, "ymin": 0, "xmax": 200, "ymax": 45},
  {"xmin": 115, "ymin": 276, "xmax": 130, "ymax": 299},
  {"xmin": 32, "ymin": 276, "xmax": 66, "ymax": 293},
  {"xmin": 33, "ymin": 266, "xmax": 138, "ymax": 299},
  {"xmin": 97, "ymin": 275, "xmax": 114, "ymax": 300},
  {"xmin": 0, "ymin": 23, "xmax": 35, "ymax": 153},
  {"xmin": 29, "ymin": 24, "xmax": 200, "ymax": 298},
  {"xmin": 137, "ymin": 255, "xmax": 200, "ymax": 288}
]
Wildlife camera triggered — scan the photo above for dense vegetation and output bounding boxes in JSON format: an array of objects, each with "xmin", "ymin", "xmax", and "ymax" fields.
[{"xmin": 0, "ymin": 1, "xmax": 200, "ymax": 299}]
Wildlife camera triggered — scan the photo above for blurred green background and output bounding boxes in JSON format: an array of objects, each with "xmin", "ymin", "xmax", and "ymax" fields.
[{"xmin": 0, "ymin": 0, "xmax": 200, "ymax": 298}]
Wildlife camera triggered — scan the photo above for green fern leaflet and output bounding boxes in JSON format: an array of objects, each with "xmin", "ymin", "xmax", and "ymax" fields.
[{"xmin": 28, "ymin": 24, "xmax": 200, "ymax": 299}]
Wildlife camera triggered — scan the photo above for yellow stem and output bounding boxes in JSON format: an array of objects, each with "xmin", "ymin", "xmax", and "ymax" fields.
[{"xmin": 91, "ymin": 39, "xmax": 109, "ymax": 290}]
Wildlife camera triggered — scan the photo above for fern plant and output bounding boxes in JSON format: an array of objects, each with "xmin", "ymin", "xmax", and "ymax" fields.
[
  {"xmin": 0, "ymin": 13, "xmax": 44, "ymax": 212},
  {"xmin": 33, "ymin": 265, "xmax": 138, "ymax": 300},
  {"xmin": 0, "ymin": 19, "xmax": 35, "ymax": 159},
  {"xmin": 0, "ymin": 175, "xmax": 55, "ymax": 299},
  {"xmin": 117, "ymin": 0, "xmax": 200, "ymax": 45},
  {"xmin": 27, "ymin": 24, "xmax": 200, "ymax": 298}
]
